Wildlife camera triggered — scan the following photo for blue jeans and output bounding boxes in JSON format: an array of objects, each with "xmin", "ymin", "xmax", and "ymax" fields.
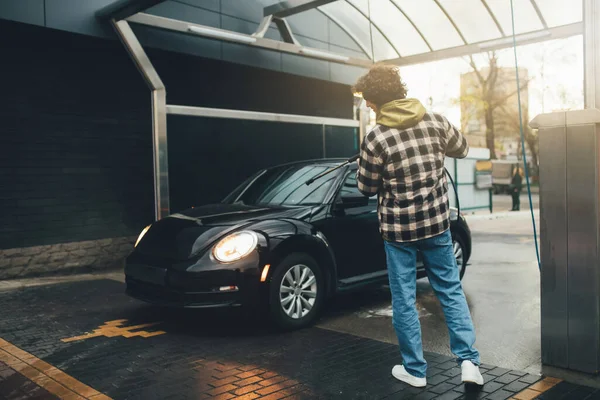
[{"xmin": 384, "ymin": 229, "xmax": 480, "ymax": 378}]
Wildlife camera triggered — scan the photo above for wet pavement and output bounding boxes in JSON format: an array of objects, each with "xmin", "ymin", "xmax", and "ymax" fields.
[
  {"xmin": 0, "ymin": 278, "xmax": 545, "ymax": 400},
  {"xmin": 319, "ymin": 211, "xmax": 542, "ymax": 374},
  {"xmin": 487, "ymin": 194, "xmax": 539, "ymax": 215},
  {"xmin": 0, "ymin": 361, "xmax": 60, "ymax": 399},
  {"xmin": 534, "ymin": 381, "xmax": 600, "ymax": 400},
  {"xmin": 2, "ymin": 210, "xmax": 600, "ymax": 399}
]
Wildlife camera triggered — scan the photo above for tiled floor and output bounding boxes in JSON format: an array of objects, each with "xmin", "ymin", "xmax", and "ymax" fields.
[
  {"xmin": 0, "ymin": 361, "xmax": 59, "ymax": 400},
  {"xmin": 0, "ymin": 279, "xmax": 595, "ymax": 399},
  {"xmin": 533, "ymin": 381, "xmax": 600, "ymax": 400}
]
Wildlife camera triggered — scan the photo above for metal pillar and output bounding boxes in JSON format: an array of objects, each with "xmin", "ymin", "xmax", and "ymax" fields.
[
  {"xmin": 532, "ymin": 109, "xmax": 600, "ymax": 374},
  {"xmin": 584, "ymin": 0, "xmax": 600, "ymax": 109},
  {"xmin": 322, "ymin": 125, "xmax": 327, "ymax": 158},
  {"xmin": 354, "ymin": 95, "xmax": 370, "ymax": 144},
  {"xmin": 358, "ymin": 107, "xmax": 370, "ymax": 144},
  {"xmin": 112, "ymin": 20, "xmax": 170, "ymax": 221},
  {"xmin": 532, "ymin": 2, "xmax": 600, "ymax": 375}
]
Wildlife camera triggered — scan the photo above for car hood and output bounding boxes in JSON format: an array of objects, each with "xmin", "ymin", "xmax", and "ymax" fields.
[
  {"xmin": 173, "ymin": 203, "xmax": 313, "ymax": 225},
  {"xmin": 134, "ymin": 203, "xmax": 314, "ymax": 261}
]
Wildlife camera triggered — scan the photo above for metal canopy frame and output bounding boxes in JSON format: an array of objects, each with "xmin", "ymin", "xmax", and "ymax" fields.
[
  {"xmin": 390, "ymin": 23, "xmax": 582, "ymax": 66},
  {"xmin": 103, "ymin": 0, "xmax": 361, "ymax": 220},
  {"xmin": 126, "ymin": 13, "xmax": 372, "ymax": 67},
  {"xmin": 268, "ymin": 0, "xmax": 583, "ymax": 65},
  {"xmin": 100, "ymin": 0, "xmax": 587, "ymax": 220},
  {"xmin": 583, "ymin": 0, "xmax": 600, "ymax": 109},
  {"xmin": 106, "ymin": 0, "xmax": 585, "ymax": 70},
  {"xmin": 264, "ymin": 0, "xmax": 339, "ymax": 18},
  {"xmin": 99, "ymin": 0, "xmax": 586, "ymax": 71}
]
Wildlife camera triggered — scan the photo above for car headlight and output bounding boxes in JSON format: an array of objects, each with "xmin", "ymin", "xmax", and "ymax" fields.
[
  {"xmin": 213, "ymin": 231, "xmax": 258, "ymax": 263},
  {"xmin": 134, "ymin": 225, "xmax": 151, "ymax": 248}
]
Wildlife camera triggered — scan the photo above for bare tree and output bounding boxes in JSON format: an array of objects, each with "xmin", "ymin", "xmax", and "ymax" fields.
[
  {"xmin": 530, "ymin": 40, "xmax": 579, "ymax": 114},
  {"xmin": 512, "ymin": 40, "xmax": 579, "ymax": 168},
  {"xmin": 459, "ymin": 51, "xmax": 530, "ymax": 159},
  {"xmin": 498, "ymin": 103, "xmax": 538, "ymax": 168}
]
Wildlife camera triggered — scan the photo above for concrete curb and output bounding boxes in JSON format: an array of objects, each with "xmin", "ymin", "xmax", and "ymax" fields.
[
  {"xmin": 0, "ymin": 270, "xmax": 125, "ymax": 292},
  {"xmin": 0, "ymin": 236, "xmax": 135, "ymax": 280},
  {"xmin": 465, "ymin": 209, "xmax": 539, "ymax": 221}
]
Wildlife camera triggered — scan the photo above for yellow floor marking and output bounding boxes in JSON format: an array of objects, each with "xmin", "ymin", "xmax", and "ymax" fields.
[
  {"xmin": 61, "ymin": 319, "xmax": 165, "ymax": 343},
  {"xmin": 0, "ymin": 338, "xmax": 112, "ymax": 400},
  {"xmin": 510, "ymin": 377, "xmax": 563, "ymax": 399}
]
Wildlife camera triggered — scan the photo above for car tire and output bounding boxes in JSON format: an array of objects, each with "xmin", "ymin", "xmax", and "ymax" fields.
[
  {"xmin": 269, "ymin": 253, "xmax": 325, "ymax": 330},
  {"xmin": 453, "ymin": 235, "xmax": 467, "ymax": 280}
]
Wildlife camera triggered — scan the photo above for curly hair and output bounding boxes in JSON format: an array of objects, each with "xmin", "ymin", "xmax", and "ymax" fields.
[{"xmin": 352, "ymin": 64, "xmax": 407, "ymax": 106}]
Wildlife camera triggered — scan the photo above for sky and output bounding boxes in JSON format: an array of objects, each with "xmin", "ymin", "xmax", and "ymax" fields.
[{"xmin": 397, "ymin": 35, "xmax": 585, "ymax": 127}]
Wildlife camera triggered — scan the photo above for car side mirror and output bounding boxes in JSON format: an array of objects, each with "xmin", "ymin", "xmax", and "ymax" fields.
[{"xmin": 340, "ymin": 194, "xmax": 369, "ymax": 208}]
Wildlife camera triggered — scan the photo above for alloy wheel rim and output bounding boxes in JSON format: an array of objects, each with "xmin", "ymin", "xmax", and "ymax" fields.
[
  {"xmin": 279, "ymin": 264, "xmax": 317, "ymax": 319},
  {"xmin": 453, "ymin": 240, "xmax": 464, "ymax": 268}
]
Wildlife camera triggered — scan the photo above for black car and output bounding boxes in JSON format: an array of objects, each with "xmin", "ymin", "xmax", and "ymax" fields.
[{"xmin": 126, "ymin": 159, "xmax": 472, "ymax": 329}]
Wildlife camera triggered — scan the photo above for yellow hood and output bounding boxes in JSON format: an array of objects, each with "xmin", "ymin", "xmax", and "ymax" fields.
[{"xmin": 376, "ymin": 98, "xmax": 426, "ymax": 130}]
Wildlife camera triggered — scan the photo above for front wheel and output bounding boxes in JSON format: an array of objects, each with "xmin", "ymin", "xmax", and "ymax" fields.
[
  {"xmin": 453, "ymin": 235, "xmax": 467, "ymax": 280},
  {"xmin": 269, "ymin": 253, "xmax": 325, "ymax": 330}
]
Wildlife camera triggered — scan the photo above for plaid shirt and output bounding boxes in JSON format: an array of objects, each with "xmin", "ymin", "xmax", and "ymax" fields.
[{"xmin": 357, "ymin": 112, "xmax": 469, "ymax": 243}]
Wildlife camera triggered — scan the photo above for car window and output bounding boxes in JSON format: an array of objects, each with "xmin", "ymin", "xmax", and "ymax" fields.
[
  {"xmin": 221, "ymin": 170, "xmax": 265, "ymax": 204},
  {"xmin": 339, "ymin": 172, "xmax": 377, "ymax": 205},
  {"xmin": 226, "ymin": 164, "xmax": 338, "ymax": 207}
]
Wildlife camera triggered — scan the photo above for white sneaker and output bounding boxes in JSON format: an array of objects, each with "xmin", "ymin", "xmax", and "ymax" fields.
[
  {"xmin": 391, "ymin": 365, "xmax": 427, "ymax": 387},
  {"xmin": 461, "ymin": 360, "xmax": 484, "ymax": 385}
]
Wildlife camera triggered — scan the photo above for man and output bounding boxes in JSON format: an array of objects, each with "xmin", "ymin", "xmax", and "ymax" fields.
[
  {"xmin": 353, "ymin": 64, "xmax": 483, "ymax": 388},
  {"xmin": 511, "ymin": 167, "xmax": 523, "ymax": 211}
]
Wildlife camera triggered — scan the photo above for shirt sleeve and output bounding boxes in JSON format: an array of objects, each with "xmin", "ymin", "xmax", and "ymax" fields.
[
  {"xmin": 357, "ymin": 132, "xmax": 385, "ymax": 197},
  {"xmin": 443, "ymin": 116, "xmax": 469, "ymax": 159}
]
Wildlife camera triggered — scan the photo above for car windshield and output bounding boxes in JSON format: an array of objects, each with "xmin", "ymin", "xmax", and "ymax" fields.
[{"xmin": 224, "ymin": 164, "xmax": 339, "ymax": 207}]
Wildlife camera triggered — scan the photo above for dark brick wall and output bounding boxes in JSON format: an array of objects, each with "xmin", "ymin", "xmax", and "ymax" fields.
[{"xmin": 0, "ymin": 20, "xmax": 355, "ymax": 250}]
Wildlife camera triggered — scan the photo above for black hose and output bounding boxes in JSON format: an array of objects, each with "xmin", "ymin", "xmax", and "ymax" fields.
[
  {"xmin": 307, "ymin": 154, "xmax": 461, "ymax": 215},
  {"xmin": 444, "ymin": 167, "xmax": 461, "ymax": 216},
  {"xmin": 351, "ymin": 154, "xmax": 460, "ymax": 215}
]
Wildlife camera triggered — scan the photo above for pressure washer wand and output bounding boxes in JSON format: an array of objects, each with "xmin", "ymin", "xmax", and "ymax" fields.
[{"xmin": 305, "ymin": 154, "xmax": 360, "ymax": 186}]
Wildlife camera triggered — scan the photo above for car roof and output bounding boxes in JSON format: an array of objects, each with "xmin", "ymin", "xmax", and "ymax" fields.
[
  {"xmin": 266, "ymin": 158, "xmax": 354, "ymax": 170},
  {"xmin": 260, "ymin": 158, "xmax": 458, "ymax": 212}
]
